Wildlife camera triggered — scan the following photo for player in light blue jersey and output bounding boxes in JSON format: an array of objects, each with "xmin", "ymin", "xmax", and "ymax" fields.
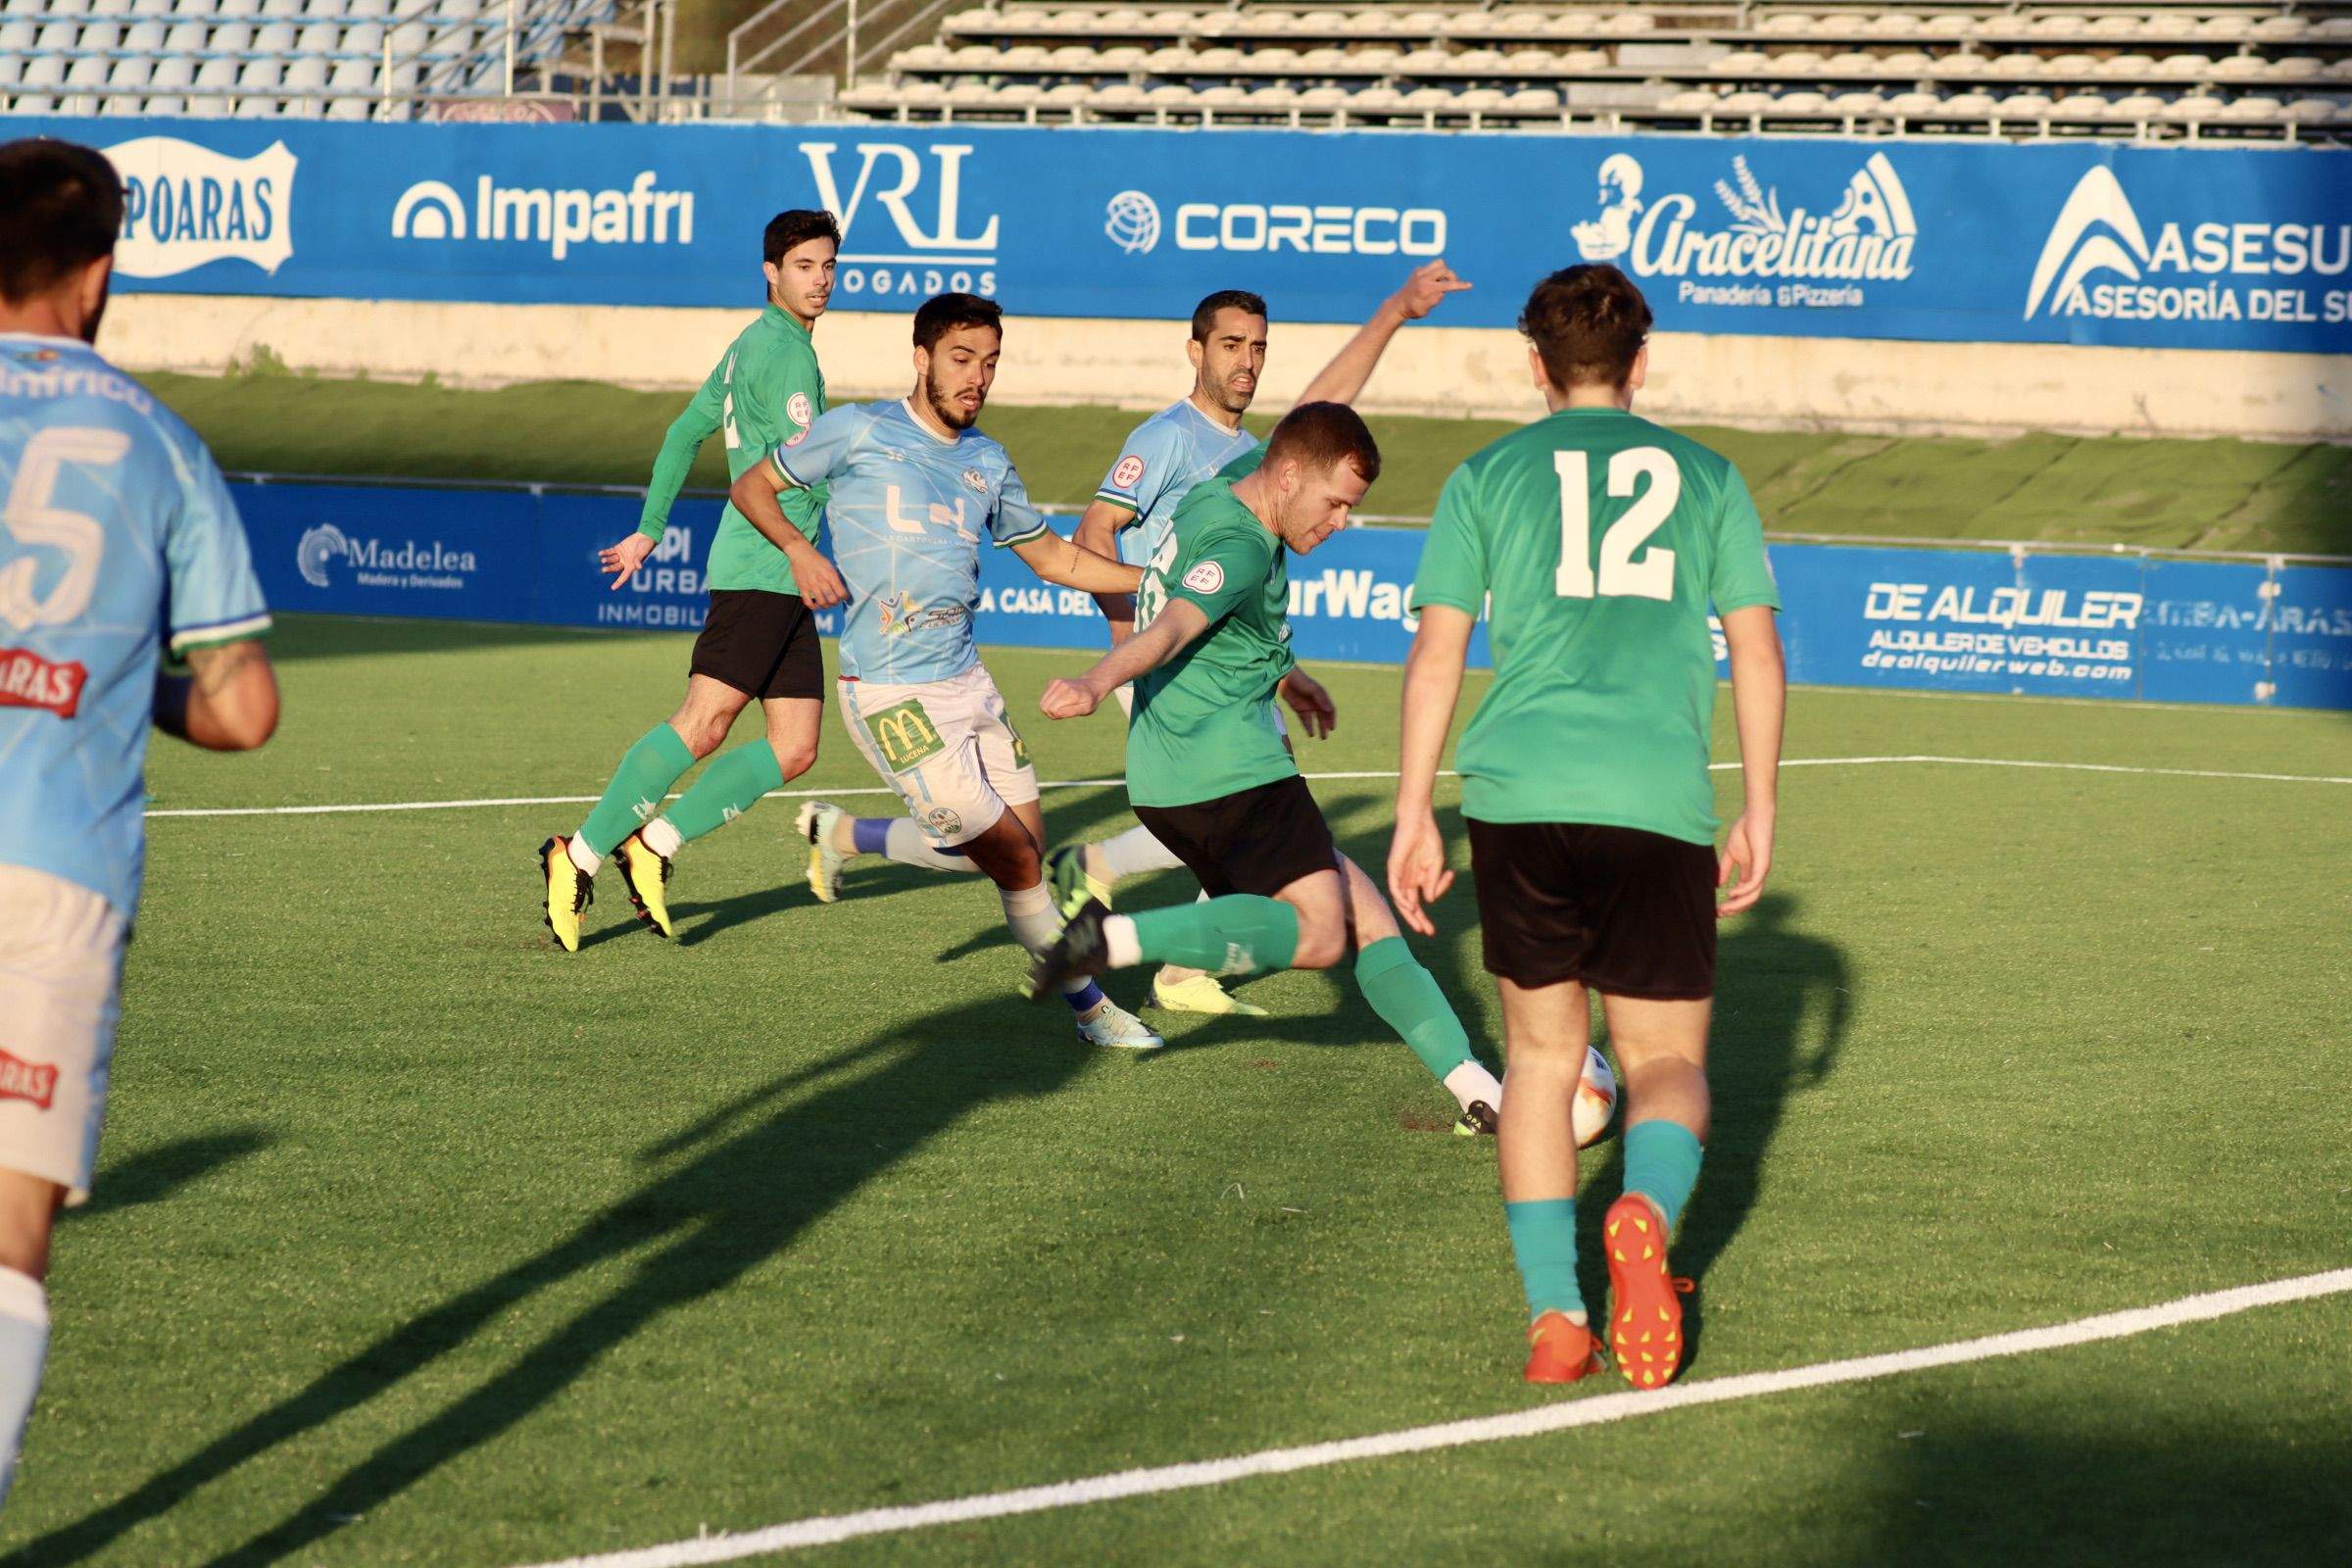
[
  {"xmin": 0, "ymin": 140, "xmax": 279, "ymax": 1512},
  {"xmin": 1048, "ymin": 265, "xmax": 1473, "ymax": 1017},
  {"xmin": 730, "ymin": 294, "xmax": 1160, "ymax": 1049}
]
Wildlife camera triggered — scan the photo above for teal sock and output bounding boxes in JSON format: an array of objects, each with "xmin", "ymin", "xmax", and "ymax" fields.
[
  {"xmin": 1126, "ymin": 896, "xmax": 1298, "ymax": 975},
  {"xmin": 1504, "ymin": 1199, "xmax": 1582, "ymax": 1320},
  {"xmin": 580, "ymin": 724, "xmax": 697, "ymax": 857},
  {"xmin": 663, "ymin": 741, "xmax": 785, "ymax": 847},
  {"xmin": 1353, "ymin": 936, "xmax": 1474, "ymax": 1082},
  {"xmin": 1623, "ymin": 1120, "xmax": 1704, "ymax": 1234}
]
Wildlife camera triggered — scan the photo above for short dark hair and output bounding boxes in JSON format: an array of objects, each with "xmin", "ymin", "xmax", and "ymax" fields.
[
  {"xmin": 0, "ymin": 139, "xmax": 122, "ymax": 307},
  {"xmin": 1191, "ymin": 289, "xmax": 1268, "ymax": 342},
  {"xmin": 913, "ymin": 292, "xmax": 1003, "ymax": 352},
  {"xmin": 1519, "ymin": 264, "xmax": 1652, "ymax": 391},
  {"xmin": 764, "ymin": 208, "xmax": 840, "ymax": 268},
  {"xmin": 1265, "ymin": 401, "xmax": 1381, "ymax": 487}
]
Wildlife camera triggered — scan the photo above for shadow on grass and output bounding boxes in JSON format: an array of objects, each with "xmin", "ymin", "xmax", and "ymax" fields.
[
  {"xmin": 14, "ymin": 997, "xmax": 1090, "ymax": 1568},
  {"xmin": 71, "ymin": 1130, "xmax": 272, "ymax": 1220},
  {"xmin": 1865, "ymin": 1420, "xmax": 2352, "ymax": 1565}
]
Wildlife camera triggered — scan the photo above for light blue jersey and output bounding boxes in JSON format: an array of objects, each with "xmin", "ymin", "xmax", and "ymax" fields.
[
  {"xmin": 0, "ymin": 335, "xmax": 270, "ymax": 919},
  {"xmin": 772, "ymin": 399, "xmax": 1047, "ymax": 684},
  {"xmin": 1095, "ymin": 397, "xmax": 1262, "ymax": 567}
]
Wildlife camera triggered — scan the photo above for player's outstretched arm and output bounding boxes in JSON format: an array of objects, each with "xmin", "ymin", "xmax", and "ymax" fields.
[
  {"xmin": 156, "ymin": 639, "xmax": 278, "ymax": 752},
  {"xmin": 1295, "ymin": 260, "xmax": 1473, "ymax": 410},
  {"xmin": 1039, "ymin": 600, "xmax": 1210, "ymax": 720},
  {"xmin": 1011, "ymin": 529, "xmax": 1146, "ymax": 597},
  {"xmin": 1072, "ymin": 499, "xmax": 1140, "ymax": 640},
  {"xmin": 1717, "ymin": 604, "xmax": 1786, "ymax": 916},
  {"xmin": 727, "ymin": 459, "xmax": 847, "ymax": 608},
  {"xmin": 1388, "ymin": 604, "xmax": 1475, "ymax": 936},
  {"xmin": 628, "ymin": 378, "xmax": 725, "ymax": 572}
]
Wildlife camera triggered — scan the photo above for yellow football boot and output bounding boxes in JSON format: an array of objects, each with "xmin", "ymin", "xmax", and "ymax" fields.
[
  {"xmin": 538, "ymin": 836, "xmax": 594, "ymax": 953},
  {"xmin": 615, "ymin": 831, "xmax": 674, "ymax": 939}
]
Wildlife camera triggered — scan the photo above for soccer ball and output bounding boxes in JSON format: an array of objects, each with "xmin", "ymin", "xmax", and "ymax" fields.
[{"xmin": 1575, "ymin": 1046, "xmax": 1618, "ymax": 1149}]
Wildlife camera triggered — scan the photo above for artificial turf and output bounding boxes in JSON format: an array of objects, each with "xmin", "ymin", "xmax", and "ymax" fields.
[{"xmin": 4, "ymin": 617, "xmax": 2345, "ymax": 1565}]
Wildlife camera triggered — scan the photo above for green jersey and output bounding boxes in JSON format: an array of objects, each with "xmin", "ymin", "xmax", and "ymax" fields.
[
  {"xmin": 1411, "ymin": 406, "xmax": 1780, "ymax": 847},
  {"xmin": 1127, "ymin": 455, "xmax": 1298, "ymax": 808},
  {"xmin": 638, "ymin": 303, "xmax": 826, "ymax": 595}
]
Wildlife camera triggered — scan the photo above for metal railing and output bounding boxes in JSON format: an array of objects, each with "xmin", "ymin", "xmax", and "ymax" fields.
[{"xmin": 722, "ymin": 0, "xmax": 957, "ymax": 112}]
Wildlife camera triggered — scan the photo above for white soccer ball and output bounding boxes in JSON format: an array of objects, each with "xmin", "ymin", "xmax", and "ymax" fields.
[{"xmin": 1575, "ymin": 1046, "xmax": 1618, "ymax": 1149}]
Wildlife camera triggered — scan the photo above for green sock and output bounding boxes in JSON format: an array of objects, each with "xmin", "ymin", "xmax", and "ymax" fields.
[
  {"xmin": 1623, "ymin": 1120, "xmax": 1704, "ymax": 1234},
  {"xmin": 1353, "ymin": 936, "xmax": 1474, "ymax": 1081},
  {"xmin": 1126, "ymin": 896, "xmax": 1298, "ymax": 975},
  {"xmin": 580, "ymin": 724, "xmax": 697, "ymax": 857},
  {"xmin": 1504, "ymin": 1199, "xmax": 1582, "ymax": 1319},
  {"xmin": 663, "ymin": 741, "xmax": 785, "ymax": 847}
]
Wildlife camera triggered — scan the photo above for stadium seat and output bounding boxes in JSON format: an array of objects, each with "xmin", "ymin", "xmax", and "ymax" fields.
[
  {"xmin": 1251, "ymin": 44, "xmax": 1301, "ymax": 69},
  {"xmin": 2285, "ymin": 96, "xmax": 2343, "ymax": 123},
  {"xmin": 1456, "ymin": 84, "xmax": 1505, "ymax": 110},
  {"xmin": 1879, "ymin": 51, "xmax": 1934, "ymax": 75},
  {"xmin": 32, "ymin": 20, "xmax": 75, "ymax": 52},
  {"xmin": 1774, "ymin": 50, "xmax": 1827, "ymax": 74},
  {"xmin": 2216, "ymin": 55, "xmax": 2270, "ymax": 80},
  {"xmin": 1772, "ymin": 89, "xmax": 1830, "ymax": 113},
  {"xmin": 2051, "ymin": 92, "xmax": 2109, "ymax": 118},
  {"xmin": 2267, "ymin": 57, "xmax": 2325, "ymax": 81},
  {"xmin": 1939, "ymin": 88, "xmax": 1996, "ymax": 115},
  {"xmin": 2093, "ymin": 55, "xmax": 2156, "ymax": 79},
  {"xmin": 1885, "ymin": 89, "xmax": 1941, "ymax": 116},
  {"xmin": 1507, "ymin": 83, "xmax": 1559, "ymax": 111},
  {"xmin": 1400, "ymin": 82, "xmax": 1451, "ymax": 110},
  {"xmin": 2028, "ymin": 14, "xmax": 2091, "ymax": 38},
  {"xmin": 1757, "ymin": 15, "xmax": 1814, "ymax": 35},
  {"xmin": 2107, "ymin": 91, "xmax": 2167, "ymax": 120},
  {"xmin": 2195, "ymin": 16, "xmax": 2252, "ymax": 40},
  {"xmin": 1822, "ymin": 50, "xmax": 1877, "ymax": 74},
  {"xmin": 160, "ymin": 18, "xmax": 203, "ymax": 52},
  {"xmin": 1662, "ymin": 86, "xmax": 1719, "ymax": 111},
  {"xmin": 1994, "ymin": 91, "xmax": 2055, "ymax": 118},
  {"xmin": 2220, "ymin": 93, "xmax": 2285, "ymax": 122},
  {"xmin": 1396, "ymin": 44, "xmax": 1449, "ymax": 72},
  {"xmin": 1936, "ymin": 53, "xmax": 1987, "ymax": 77},
  {"xmin": 2085, "ymin": 14, "xmax": 2141, "ymax": 39},
  {"xmin": 1098, "ymin": 44, "xmax": 1149, "ymax": 68},
  {"xmin": 1717, "ymin": 87, "xmax": 1774, "ymax": 111},
  {"xmin": 2162, "ymin": 94, "xmax": 2223, "ymax": 122},
  {"xmin": 2155, "ymin": 54, "xmax": 2209, "ymax": 78},
  {"xmin": 255, "ymin": 19, "xmax": 297, "ymax": 51},
  {"xmin": 1988, "ymin": 53, "xmax": 2042, "ymax": 75},
  {"xmin": 1831, "ymin": 89, "xmax": 1886, "ymax": 116},
  {"xmin": 0, "ymin": 19, "xmax": 29, "ymax": 50},
  {"xmin": 111, "ymin": 55, "xmax": 155, "ymax": 88},
  {"xmin": 122, "ymin": 18, "xmax": 166, "ymax": 48},
  {"xmin": 2042, "ymin": 54, "xmax": 2100, "ymax": 77},
  {"xmin": 1710, "ymin": 49, "xmax": 1769, "ymax": 74}
]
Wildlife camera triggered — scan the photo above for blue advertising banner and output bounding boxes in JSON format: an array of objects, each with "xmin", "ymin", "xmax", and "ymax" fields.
[
  {"xmin": 229, "ymin": 480, "xmax": 2352, "ymax": 710},
  {"xmin": 11, "ymin": 116, "xmax": 2348, "ymax": 353}
]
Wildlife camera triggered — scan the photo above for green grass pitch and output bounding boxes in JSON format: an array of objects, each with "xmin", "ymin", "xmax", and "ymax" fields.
[
  {"xmin": 5, "ymin": 616, "xmax": 2348, "ymax": 1566},
  {"xmin": 142, "ymin": 370, "xmax": 2352, "ymax": 558}
]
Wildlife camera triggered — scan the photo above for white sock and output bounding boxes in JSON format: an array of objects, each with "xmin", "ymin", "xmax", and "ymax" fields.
[
  {"xmin": 885, "ymin": 817, "xmax": 981, "ymax": 873},
  {"xmin": 1102, "ymin": 913, "xmax": 1143, "ymax": 970},
  {"xmin": 640, "ymin": 816, "xmax": 684, "ymax": 858},
  {"xmin": 1445, "ymin": 1060, "xmax": 1505, "ymax": 1114},
  {"xmin": 0, "ymin": 1267, "xmax": 49, "ymax": 1510},
  {"xmin": 565, "ymin": 833, "xmax": 602, "ymax": 877},
  {"xmin": 1096, "ymin": 823, "xmax": 1187, "ymax": 882},
  {"xmin": 1001, "ymin": 882, "xmax": 1092, "ymax": 996}
]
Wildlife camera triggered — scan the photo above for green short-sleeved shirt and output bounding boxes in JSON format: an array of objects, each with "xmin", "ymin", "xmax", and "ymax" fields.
[
  {"xmin": 639, "ymin": 304, "xmax": 826, "ymax": 595},
  {"xmin": 1126, "ymin": 456, "xmax": 1298, "ymax": 808},
  {"xmin": 1411, "ymin": 407, "xmax": 1780, "ymax": 846}
]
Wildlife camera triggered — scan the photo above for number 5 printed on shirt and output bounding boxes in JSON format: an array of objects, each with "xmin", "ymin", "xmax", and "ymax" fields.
[
  {"xmin": 1554, "ymin": 446, "xmax": 1678, "ymax": 602},
  {"xmin": 0, "ymin": 425, "xmax": 126, "ymax": 632}
]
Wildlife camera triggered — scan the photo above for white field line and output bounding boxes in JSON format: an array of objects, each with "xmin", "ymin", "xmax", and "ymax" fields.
[
  {"xmin": 515, "ymin": 1267, "xmax": 2352, "ymax": 1568},
  {"xmin": 144, "ymin": 755, "xmax": 2352, "ymax": 821}
]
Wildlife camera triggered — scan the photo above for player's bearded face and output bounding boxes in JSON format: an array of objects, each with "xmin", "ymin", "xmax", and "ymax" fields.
[
  {"xmin": 1277, "ymin": 457, "xmax": 1370, "ymax": 554},
  {"xmin": 1195, "ymin": 311, "xmax": 1268, "ymax": 416},
  {"xmin": 918, "ymin": 326, "xmax": 1001, "ymax": 431}
]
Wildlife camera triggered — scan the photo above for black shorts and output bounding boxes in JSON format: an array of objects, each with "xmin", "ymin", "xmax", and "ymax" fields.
[
  {"xmin": 1466, "ymin": 819, "xmax": 1718, "ymax": 1000},
  {"xmin": 689, "ymin": 590, "xmax": 824, "ymax": 701},
  {"xmin": 1133, "ymin": 775, "xmax": 1339, "ymax": 900}
]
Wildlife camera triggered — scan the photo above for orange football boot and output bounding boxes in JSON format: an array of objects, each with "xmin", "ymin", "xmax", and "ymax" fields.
[
  {"xmin": 1523, "ymin": 1310, "xmax": 1604, "ymax": 1385},
  {"xmin": 1604, "ymin": 1193, "xmax": 1693, "ymax": 1390}
]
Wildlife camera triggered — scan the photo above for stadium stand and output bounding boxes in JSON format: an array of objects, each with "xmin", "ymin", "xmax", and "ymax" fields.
[
  {"xmin": 0, "ymin": 0, "xmax": 645, "ymax": 118},
  {"xmin": 2, "ymin": 0, "xmax": 2348, "ymax": 136},
  {"xmin": 826, "ymin": 2, "xmax": 2352, "ymax": 142}
]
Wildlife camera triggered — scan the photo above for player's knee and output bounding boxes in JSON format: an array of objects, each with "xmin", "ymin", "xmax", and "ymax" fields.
[
  {"xmin": 1290, "ymin": 918, "xmax": 1346, "ymax": 970},
  {"xmin": 767, "ymin": 736, "xmax": 816, "ymax": 780}
]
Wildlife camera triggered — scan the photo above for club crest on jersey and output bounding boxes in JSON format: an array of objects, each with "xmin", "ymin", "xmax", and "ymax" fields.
[
  {"xmin": 787, "ymin": 392, "xmax": 813, "ymax": 428},
  {"xmin": 0, "ymin": 648, "xmax": 87, "ymax": 719},
  {"xmin": 1182, "ymin": 561, "xmax": 1225, "ymax": 595},
  {"xmin": 1111, "ymin": 454, "xmax": 1147, "ymax": 490},
  {"xmin": 0, "ymin": 1048, "xmax": 59, "ymax": 1111},
  {"xmin": 960, "ymin": 468, "xmax": 988, "ymax": 495},
  {"xmin": 785, "ymin": 425, "xmax": 808, "ymax": 448}
]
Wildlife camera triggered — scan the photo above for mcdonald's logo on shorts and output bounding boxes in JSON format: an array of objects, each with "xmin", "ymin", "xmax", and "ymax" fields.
[{"xmin": 864, "ymin": 700, "xmax": 946, "ymax": 773}]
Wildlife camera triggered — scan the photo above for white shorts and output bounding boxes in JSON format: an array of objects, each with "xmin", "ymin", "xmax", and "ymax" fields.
[
  {"xmin": 839, "ymin": 663, "xmax": 1040, "ymax": 848},
  {"xmin": 0, "ymin": 865, "xmax": 126, "ymax": 1206}
]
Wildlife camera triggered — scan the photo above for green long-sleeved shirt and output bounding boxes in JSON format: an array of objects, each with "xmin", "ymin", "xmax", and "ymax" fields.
[{"xmin": 638, "ymin": 303, "xmax": 826, "ymax": 595}]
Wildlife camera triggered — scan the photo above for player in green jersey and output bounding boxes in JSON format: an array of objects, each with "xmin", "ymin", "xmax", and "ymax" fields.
[
  {"xmin": 1026, "ymin": 405, "xmax": 1507, "ymax": 1133},
  {"xmin": 539, "ymin": 210, "xmax": 851, "ymax": 952},
  {"xmin": 1386, "ymin": 265, "xmax": 1786, "ymax": 1388}
]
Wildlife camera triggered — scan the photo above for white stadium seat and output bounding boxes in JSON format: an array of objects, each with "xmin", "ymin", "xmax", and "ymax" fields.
[
  {"xmin": 1772, "ymin": 89, "xmax": 1830, "ymax": 112},
  {"xmin": 1830, "ymin": 89, "xmax": 1886, "ymax": 115},
  {"xmin": 2041, "ymin": 54, "xmax": 2099, "ymax": 77},
  {"xmin": 1822, "ymin": 51, "xmax": 1877, "ymax": 74},
  {"xmin": 1880, "ymin": 51, "xmax": 1934, "ymax": 74},
  {"xmin": 1994, "ymin": 91, "xmax": 2055, "ymax": 117},
  {"xmin": 1718, "ymin": 88, "xmax": 1774, "ymax": 111},
  {"xmin": 1885, "ymin": 89, "xmax": 1941, "ymax": 115},
  {"xmin": 1940, "ymin": 89, "xmax": 1996, "ymax": 115},
  {"xmin": 1758, "ymin": 15, "xmax": 1815, "ymax": 35},
  {"xmin": 1456, "ymin": 85, "xmax": 1506, "ymax": 110},
  {"xmin": 2220, "ymin": 94, "xmax": 2285, "ymax": 122},
  {"xmin": 1508, "ymin": 84, "xmax": 1558, "ymax": 110},
  {"xmin": 2268, "ymin": 57, "xmax": 2325, "ymax": 81},
  {"xmin": 1662, "ymin": 86, "xmax": 1720, "ymax": 111},
  {"xmin": 2155, "ymin": 54, "xmax": 2209, "ymax": 78},
  {"xmin": 2107, "ymin": 92, "xmax": 2166, "ymax": 120},
  {"xmin": 2161, "ymin": 95, "xmax": 2222, "ymax": 122},
  {"xmin": 110, "ymin": 55, "xmax": 155, "ymax": 87},
  {"xmin": 2050, "ymin": 92, "xmax": 2109, "ymax": 117},
  {"xmin": 255, "ymin": 21, "xmax": 298, "ymax": 51},
  {"xmin": 0, "ymin": 19, "xmax": 29, "ymax": 50}
]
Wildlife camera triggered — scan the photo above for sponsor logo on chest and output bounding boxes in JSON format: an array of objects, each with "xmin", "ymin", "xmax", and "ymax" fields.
[
  {"xmin": 0, "ymin": 648, "xmax": 87, "ymax": 718},
  {"xmin": 0, "ymin": 1048, "xmax": 60, "ymax": 1111}
]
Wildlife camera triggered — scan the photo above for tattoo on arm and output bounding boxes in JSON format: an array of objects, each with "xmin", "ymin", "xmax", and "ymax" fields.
[{"xmin": 187, "ymin": 639, "xmax": 264, "ymax": 697}]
